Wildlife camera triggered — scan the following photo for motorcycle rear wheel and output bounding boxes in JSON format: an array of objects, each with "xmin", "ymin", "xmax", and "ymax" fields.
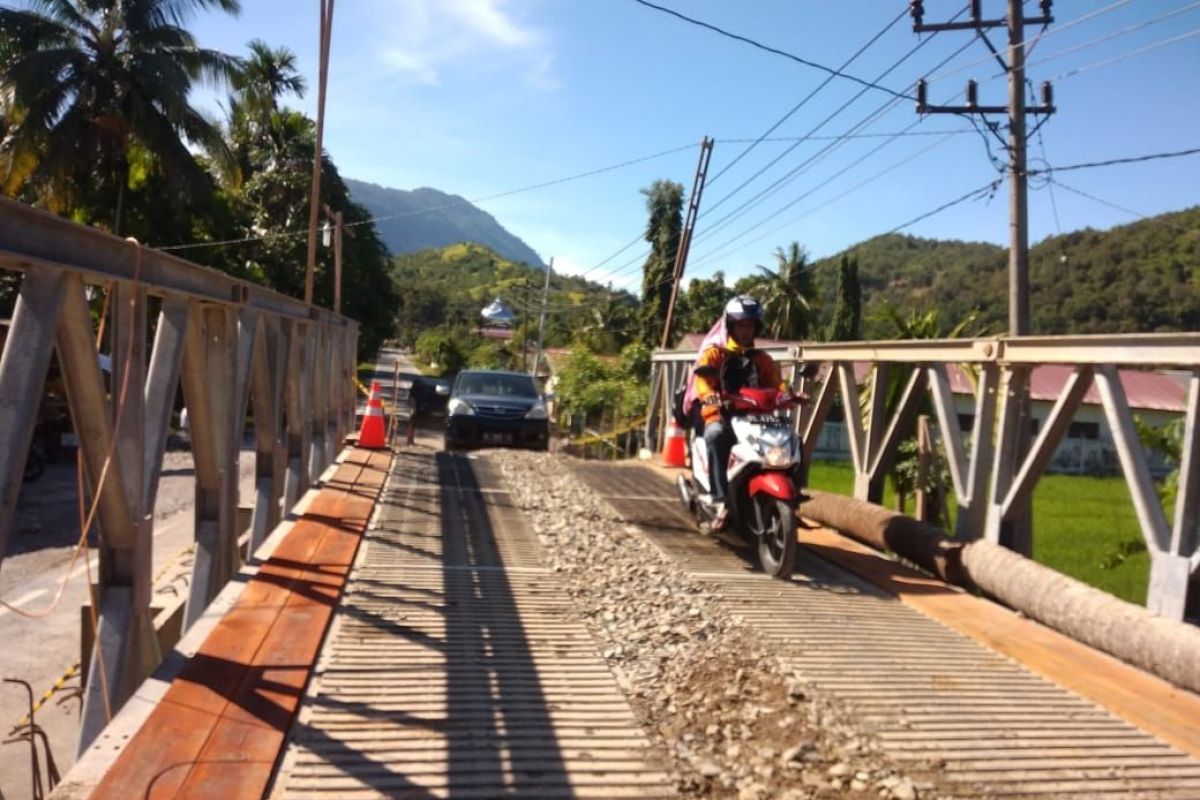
[{"xmin": 753, "ymin": 495, "xmax": 797, "ymax": 579}]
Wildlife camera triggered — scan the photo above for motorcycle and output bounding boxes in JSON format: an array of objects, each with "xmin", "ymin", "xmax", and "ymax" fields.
[{"xmin": 674, "ymin": 386, "xmax": 804, "ymax": 580}]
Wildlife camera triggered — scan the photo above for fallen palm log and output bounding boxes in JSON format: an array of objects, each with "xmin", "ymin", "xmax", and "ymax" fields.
[{"xmin": 799, "ymin": 489, "xmax": 1200, "ymax": 695}]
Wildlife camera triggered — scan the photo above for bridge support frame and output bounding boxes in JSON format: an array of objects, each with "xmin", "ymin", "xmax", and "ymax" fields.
[{"xmin": 650, "ymin": 335, "xmax": 1200, "ymax": 621}]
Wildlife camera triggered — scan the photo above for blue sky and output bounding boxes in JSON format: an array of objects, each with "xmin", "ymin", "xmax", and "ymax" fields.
[{"xmin": 186, "ymin": 0, "xmax": 1199, "ymax": 288}]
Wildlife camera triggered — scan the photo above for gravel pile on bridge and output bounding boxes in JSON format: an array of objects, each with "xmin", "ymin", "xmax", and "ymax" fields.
[{"xmin": 489, "ymin": 451, "xmax": 954, "ymax": 800}]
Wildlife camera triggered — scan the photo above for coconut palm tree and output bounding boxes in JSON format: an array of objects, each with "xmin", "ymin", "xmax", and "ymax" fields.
[
  {"xmin": 233, "ymin": 39, "xmax": 306, "ymax": 118},
  {"xmin": 0, "ymin": 0, "xmax": 242, "ymax": 233},
  {"xmin": 755, "ymin": 241, "xmax": 816, "ymax": 340}
]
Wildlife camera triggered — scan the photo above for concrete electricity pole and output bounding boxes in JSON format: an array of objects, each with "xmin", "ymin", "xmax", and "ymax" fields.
[{"xmin": 912, "ymin": 0, "xmax": 1055, "ymax": 554}]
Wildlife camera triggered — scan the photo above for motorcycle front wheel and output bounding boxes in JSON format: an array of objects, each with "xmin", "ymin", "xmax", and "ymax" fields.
[{"xmin": 752, "ymin": 495, "xmax": 797, "ymax": 579}]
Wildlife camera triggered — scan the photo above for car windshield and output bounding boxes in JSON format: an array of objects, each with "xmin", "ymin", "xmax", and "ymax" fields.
[{"xmin": 456, "ymin": 373, "xmax": 539, "ymax": 399}]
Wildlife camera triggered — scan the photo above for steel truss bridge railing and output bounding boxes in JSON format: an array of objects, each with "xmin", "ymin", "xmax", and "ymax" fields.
[
  {"xmin": 0, "ymin": 198, "xmax": 358, "ymax": 751},
  {"xmin": 648, "ymin": 335, "xmax": 1200, "ymax": 621}
]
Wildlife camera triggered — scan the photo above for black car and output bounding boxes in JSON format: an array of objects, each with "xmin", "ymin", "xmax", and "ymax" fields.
[{"xmin": 443, "ymin": 369, "xmax": 550, "ymax": 451}]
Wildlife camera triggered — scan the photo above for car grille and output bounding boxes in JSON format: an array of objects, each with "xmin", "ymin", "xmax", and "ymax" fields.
[{"xmin": 474, "ymin": 405, "xmax": 527, "ymax": 419}]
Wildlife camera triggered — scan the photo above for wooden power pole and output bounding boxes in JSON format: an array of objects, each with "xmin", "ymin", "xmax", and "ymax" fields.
[{"xmin": 304, "ymin": 0, "xmax": 336, "ymax": 306}]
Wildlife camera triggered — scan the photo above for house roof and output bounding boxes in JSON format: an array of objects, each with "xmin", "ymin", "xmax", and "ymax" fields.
[{"xmin": 935, "ymin": 363, "xmax": 1186, "ymax": 413}]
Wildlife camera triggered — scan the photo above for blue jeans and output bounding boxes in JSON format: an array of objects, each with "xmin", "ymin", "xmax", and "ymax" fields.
[{"xmin": 703, "ymin": 420, "xmax": 734, "ymax": 503}]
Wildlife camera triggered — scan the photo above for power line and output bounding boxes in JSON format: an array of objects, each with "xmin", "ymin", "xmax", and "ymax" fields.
[
  {"xmin": 1049, "ymin": 25, "xmax": 1200, "ymax": 81},
  {"xmin": 1047, "ymin": 177, "xmax": 1147, "ymax": 221},
  {"xmin": 926, "ymin": 0, "xmax": 1133, "ymax": 82},
  {"xmin": 693, "ymin": 29, "xmax": 980, "ymax": 248},
  {"xmin": 689, "ymin": 128, "xmax": 964, "ymax": 271},
  {"xmin": 159, "ymin": 141, "xmax": 699, "ymax": 252},
  {"xmin": 885, "ymin": 179, "xmax": 1003, "ymax": 236},
  {"xmin": 1017, "ymin": 1, "xmax": 1200, "ymax": 75},
  {"xmin": 704, "ymin": 8, "xmax": 909, "ymax": 187},
  {"xmin": 1029, "ymin": 146, "xmax": 1200, "ymax": 175},
  {"xmin": 715, "ymin": 129, "xmax": 973, "ymax": 143},
  {"xmin": 629, "ymin": 0, "xmax": 911, "ymax": 101}
]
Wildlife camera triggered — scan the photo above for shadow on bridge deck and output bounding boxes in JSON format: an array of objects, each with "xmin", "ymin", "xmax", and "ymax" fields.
[{"xmin": 270, "ymin": 449, "xmax": 670, "ymax": 799}]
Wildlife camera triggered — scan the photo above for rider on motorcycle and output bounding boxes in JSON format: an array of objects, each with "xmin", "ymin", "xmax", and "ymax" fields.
[{"xmin": 692, "ymin": 295, "xmax": 790, "ymax": 530}]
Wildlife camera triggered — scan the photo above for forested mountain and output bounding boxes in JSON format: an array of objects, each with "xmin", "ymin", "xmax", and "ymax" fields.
[
  {"xmin": 811, "ymin": 206, "xmax": 1200, "ymax": 336},
  {"xmin": 392, "ymin": 243, "xmax": 637, "ymax": 352},
  {"xmin": 346, "ymin": 179, "xmax": 545, "ymax": 267}
]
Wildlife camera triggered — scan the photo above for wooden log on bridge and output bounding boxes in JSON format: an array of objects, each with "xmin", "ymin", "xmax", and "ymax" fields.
[{"xmin": 799, "ymin": 489, "xmax": 1200, "ymax": 694}]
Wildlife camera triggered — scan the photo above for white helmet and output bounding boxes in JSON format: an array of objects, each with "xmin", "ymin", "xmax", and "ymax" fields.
[{"xmin": 724, "ymin": 295, "xmax": 764, "ymax": 337}]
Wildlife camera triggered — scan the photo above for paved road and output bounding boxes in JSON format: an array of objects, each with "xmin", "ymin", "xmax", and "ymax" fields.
[{"xmin": 0, "ymin": 451, "xmax": 255, "ymax": 800}]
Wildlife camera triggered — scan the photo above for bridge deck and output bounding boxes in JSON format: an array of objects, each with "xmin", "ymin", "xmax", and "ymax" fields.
[
  {"xmin": 571, "ymin": 460, "xmax": 1200, "ymax": 800},
  {"xmin": 269, "ymin": 449, "xmax": 671, "ymax": 799}
]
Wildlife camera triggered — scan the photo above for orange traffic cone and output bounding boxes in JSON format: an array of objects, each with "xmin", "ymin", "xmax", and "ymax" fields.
[
  {"xmin": 358, "ymin": 381, "xmax": 387, "ymax": 449},
  {"xmin": 661, "ymin": 419, "xmax": 687, "ymax": 468}
]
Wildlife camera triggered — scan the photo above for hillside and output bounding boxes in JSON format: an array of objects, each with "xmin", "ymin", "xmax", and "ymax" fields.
[
  {"xmin": 811, "ymin": 206, "xmax": 1200, "ymax": 336},
  {"xmin": 392, "ymin": 243, "xmax": 637, "ymax": 351},
  {"xmin": 345, "ymin": 179, "xmax": 545, "ymax": 267}
]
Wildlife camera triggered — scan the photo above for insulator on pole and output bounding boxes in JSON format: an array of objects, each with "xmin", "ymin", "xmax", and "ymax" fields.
[
  {"xmin": 916, "ymin": 79, "xmax": 928, "ymax": 113},
  {"xmin": 1041, "ymin": 81, "xmax": 1054, "ymax": 108},
  {"xmin": 910, "ymin": 0, "xmax": 924, "ymax": 27},
  {"xmin": 970, "ymin": 0, "xmax": 982, "ymax": 24},
  {"xmin": 967, "ymin": 79, "xmax": 978, "ymax": 107}
]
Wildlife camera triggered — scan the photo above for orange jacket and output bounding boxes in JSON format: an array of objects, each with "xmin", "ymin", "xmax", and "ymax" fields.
[{"xmin": 693, "ymin": 340, "xmax": 785, "ymax": 423}]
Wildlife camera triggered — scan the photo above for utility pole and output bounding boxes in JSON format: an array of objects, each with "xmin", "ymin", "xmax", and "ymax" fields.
[
  {"xmin": 322, "ymin": 206, "xmax": 351, "ymax": 314},
  {"xmin": 660, "ymin": 136, "xmax": 715, "ymax": 350},
  {"xmin": 304, "ymin": 0, "xmax": 336, "ymax": 306},
  {"xmin": 912, "ymin": 0, "xmax": 1054, "ymax": 554},
  {"xmin": 533, "ymin": 257, "xmax": 554, "ymax": 379}
]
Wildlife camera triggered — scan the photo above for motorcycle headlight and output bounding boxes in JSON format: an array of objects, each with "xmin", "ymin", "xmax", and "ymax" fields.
[
  {"xmin": 525, "ymin": 403, "xmax": 548, "ymax": 420},
  {"xmin": 447, "ymin": 398, "xmax": 475, "ymax": 416},
  {"xmin": 764, "ymin": 445, "xmax": 793, "ymax": 467}
]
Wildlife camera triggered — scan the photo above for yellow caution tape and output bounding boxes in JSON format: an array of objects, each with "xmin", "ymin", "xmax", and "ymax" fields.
[
  {"xmin": 569, "ymin": 416, "xmax": 648, "ymax": 446},
  {"xmin": 12, "ymin": 663, "xmax": 80, "ymax": 732}
]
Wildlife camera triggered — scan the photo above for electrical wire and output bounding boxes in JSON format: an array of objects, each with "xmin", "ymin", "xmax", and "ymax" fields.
[
  {"xmin": 158, "ymin": 141, "xmax": 700, "ymax": 252},
  {"xmin": 925, "ymin": 0, "xmax": 1133, "ymax": 82},
  {"xmin": 884, "ymin": 178, "xmax": 1003, "ymax": 236},
  {"xmin": 1029, "ymin": 146, "xmax": 1200, "ymax": 175},
  {"xmin": 694, "ymin": 29, "xmax": 981, "ymax": 248},
  {"xmin": 715, "ymin": 129, "xmax": 973, "ymax": 143},
  {"xmin": 1049, "ymin": 25, "xmax": 1200, "ymax": 81},
  {"xmin": 1016, "ymin": 1, "xmax": 1200, "ymax": 75},
  {"xmin": 689, "ymin": 128, "xmax": 964, "ymax": 272},
  {"xmin": 629, "ymin": 0, "xmax": 912, "ymax": 101},
  {"xmin": 704, "ymin": 8, "xmax": 910, "ymax": 188}
]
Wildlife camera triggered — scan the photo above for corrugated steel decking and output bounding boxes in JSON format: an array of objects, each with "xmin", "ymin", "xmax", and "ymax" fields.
[
  {"xmin": 272, "ymin": 450, "xmax": 672, "ymax": 799},
  {"xmin": 571, "ymin": 461, "xmax": 1200, "ymax": 800}
]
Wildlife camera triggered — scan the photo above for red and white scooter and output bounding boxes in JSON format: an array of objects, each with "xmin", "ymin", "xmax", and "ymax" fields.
[{"xmin": 675, "ymin": 386, "xmax": 804, "ymax": 579}]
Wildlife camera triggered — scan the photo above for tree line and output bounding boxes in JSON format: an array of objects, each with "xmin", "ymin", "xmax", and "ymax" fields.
[{"xmin": 0, "ymin": 0, "xmax": 397, "ymax": 354}]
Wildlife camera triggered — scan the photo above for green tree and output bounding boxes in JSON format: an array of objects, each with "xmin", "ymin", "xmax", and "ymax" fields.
[
  {"xmin": 0, "ymin": 0, "xmax": 242, "ymax": 232},
  {"xmin": 638, "ymin": 179, "xmax": 683, "ymax": 348},
  {"xmin": 232, "ymin": 39, "xmax": 306, "ymax": 123},
  {"xmin": 826, "ymin": 254, "xmax": 862, "ymax": 341},
  {"xmin": 755, "ymin": 241, "xmax": 816, "ymax": 340},
  {"xmin": 676, "ymin": 270, "xmax": 732, "ymax": 336}
]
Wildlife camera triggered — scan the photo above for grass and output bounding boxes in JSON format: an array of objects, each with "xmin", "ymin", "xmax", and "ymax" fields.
[{"xmin": 806, "ymin": 459, "xmax": 1151, "ymax": 605}]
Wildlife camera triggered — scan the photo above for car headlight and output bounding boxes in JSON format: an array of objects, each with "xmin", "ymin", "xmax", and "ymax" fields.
[
  {"xmin": 764, "ymin": 445, "xmax": 793, "ymax": 467},
  {"xmin": 525, "ymin": 403, "xmax": 548, "ymax": 420},
  {"xmin": 447, "ymin": 398, "xmax": 475, "ymax": 416}
]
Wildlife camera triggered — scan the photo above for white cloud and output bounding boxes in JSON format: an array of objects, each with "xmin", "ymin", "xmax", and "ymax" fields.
[{"xmin": 376, "ymin": 0, "xmax": 555, "ymax": 89}]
